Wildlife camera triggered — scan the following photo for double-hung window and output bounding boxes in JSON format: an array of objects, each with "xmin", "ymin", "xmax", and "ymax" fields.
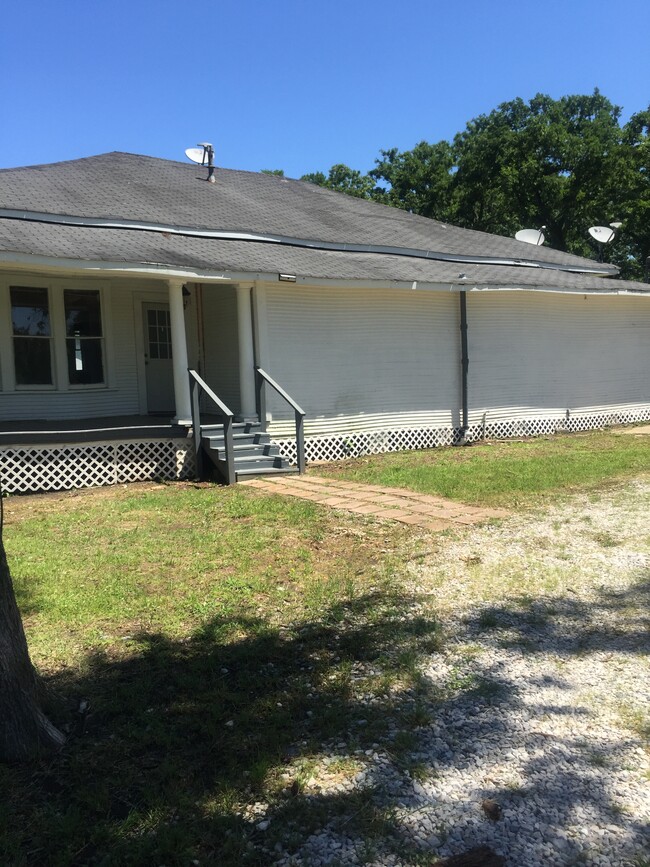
[
  {"xmin": 64, "ymin": 290, "xmax": 104, "ymax": 385},
  {"xmin": 7, "ymin": 284, "xmax": 105, "ymax": 388},
  {"xmin": 10, "ymin": 286, "xmax": 53, "ymax": 386}
]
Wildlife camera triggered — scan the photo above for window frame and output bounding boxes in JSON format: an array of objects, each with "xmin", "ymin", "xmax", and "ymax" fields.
[
  {"xmin": 0, "ymin": 277, "xmax": 111, "ymax": 393},
  {"xmin": 9, "ymin": 285, "xmax": 56, "ymax": 390},
  {"xmin": 63, "ymin": 287, "xmax": 106, "ymax": 388}
]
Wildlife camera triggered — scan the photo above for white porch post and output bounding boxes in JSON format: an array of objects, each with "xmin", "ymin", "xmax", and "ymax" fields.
[
  {"xmin": 236, "ymin": 283, "xmax": 258, "ymax": 420},
  {"xmin": 167, "ymin": 279, "xmax": 192, "ymax": 423}
]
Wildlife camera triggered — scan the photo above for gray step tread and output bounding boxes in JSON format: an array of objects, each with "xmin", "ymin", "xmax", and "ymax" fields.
[
  {"xmin": 203, "ymin": 433, "xmax": 271, "ymax": 445},
  {"xmin": 235, "ymin": 466, "xmax": 299, "ymax": 478}
]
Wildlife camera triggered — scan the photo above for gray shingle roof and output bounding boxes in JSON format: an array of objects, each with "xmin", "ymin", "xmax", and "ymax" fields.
[
  {"xmin": 0, "ymin": 151, "xmax": 646, "ymax": 293},
  {"xmin": 0, "ymin": 218, "xmax": 646, "ymax": 293}
]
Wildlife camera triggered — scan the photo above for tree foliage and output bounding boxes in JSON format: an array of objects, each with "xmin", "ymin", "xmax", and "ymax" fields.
[
  {"xmin": 302, "ymin": 91, "xmax": 650, "ymax": 280},
  {"xmin": 300, "ymin": 164, "xmax": 379, "ymax": 200}
]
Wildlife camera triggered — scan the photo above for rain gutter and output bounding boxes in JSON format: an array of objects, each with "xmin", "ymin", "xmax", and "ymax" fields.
[{"xmin": 0, "ymin": 208, "xmax": 618, "ymax": 277}]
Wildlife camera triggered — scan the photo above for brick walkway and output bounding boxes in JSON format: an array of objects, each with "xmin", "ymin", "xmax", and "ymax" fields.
[{"xmin": 241, "ymin": 474, "xmax": 508, "ymax": 531}]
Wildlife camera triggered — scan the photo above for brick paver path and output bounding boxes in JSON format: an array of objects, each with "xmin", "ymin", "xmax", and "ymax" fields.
[{"xmin": 241, "ymin": 474, "xmax": 508, "ymax": 531}]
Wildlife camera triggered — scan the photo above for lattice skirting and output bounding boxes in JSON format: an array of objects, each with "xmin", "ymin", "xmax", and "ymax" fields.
[
  {"xmin": 0, "ymin": 439, "xmax": 196, "ymax": 494},
  {"xmin": 274, "ymin": 407, "xmax": 650, "ymax": 464}
]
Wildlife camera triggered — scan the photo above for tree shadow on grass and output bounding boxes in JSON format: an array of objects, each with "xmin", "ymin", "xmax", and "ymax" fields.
[
  {"xmin": 2, "ymin": 591, "xmax": 445, "ymax": 866},
  {"xmin": 3, "ymin": 580, "xmax": 649, "ymax": 866}
]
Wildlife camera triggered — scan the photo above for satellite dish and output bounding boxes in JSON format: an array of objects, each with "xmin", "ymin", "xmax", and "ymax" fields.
[
  {"xmin": 609, "ymin": 221, "xmax": 623, "ymax": 230},
  {"xmin": 185, "ymin": 147, "xmax": 206, "ymax": 164},
  {"xmin": 588, "ymin": 226, "xmax": 616, "ymax": 244},
  {"xmin": 515, "ymin": 228, "xmax": 545, "ymax": 246},
  {"xmin": 184, "ymin": 142, "xmax": 216, "ymax": 183}
]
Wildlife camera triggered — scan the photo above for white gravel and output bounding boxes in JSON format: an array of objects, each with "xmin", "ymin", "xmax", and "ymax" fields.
[{"xmin": 274, "ymin": 479, "xmax": 650, "ymax": 866}]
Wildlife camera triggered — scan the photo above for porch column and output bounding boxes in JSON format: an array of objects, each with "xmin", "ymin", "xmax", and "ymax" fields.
[
  {"xmin": 236, "ymin": 283, "xmax": 257, "ymax": 420},
  {"xmin": 168, "ymin": 279, "xmax": 192, "ymax": 424}
]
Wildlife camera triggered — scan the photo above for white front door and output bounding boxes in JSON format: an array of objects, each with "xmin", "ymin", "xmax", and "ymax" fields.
[{"xmin": 143, "ymin": 303, "xmax": 175, "ymax": 414}]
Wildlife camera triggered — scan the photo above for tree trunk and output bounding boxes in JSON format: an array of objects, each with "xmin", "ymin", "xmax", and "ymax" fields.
[{"xmin": 0, "ymin": 492, "xmax": 65, "ymax": 762}]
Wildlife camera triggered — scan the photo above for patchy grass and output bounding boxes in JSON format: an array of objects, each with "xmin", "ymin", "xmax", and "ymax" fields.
[
  {"xmin": 314, "ymin": 429, "xmax": 650, "ymax": 508},
  {"xmin": 1, "ymin": 481, "xmax": 443, "ymax": 866}
]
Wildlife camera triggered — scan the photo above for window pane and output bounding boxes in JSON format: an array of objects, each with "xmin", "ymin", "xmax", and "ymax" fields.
[
  {"xmin": 14, "ymin": 338, "xmax": 53, "ymax": 385},
  {"xmin": 64, "ymin": 290, "xmax": 102, "ymax": 337},
  {"xmin": 66, "ymin": 338, "xmax": 104, "ymax": 384},
  {"xmin": 11, "ymin": 287, "xmax": 50, "ymax": 336}
]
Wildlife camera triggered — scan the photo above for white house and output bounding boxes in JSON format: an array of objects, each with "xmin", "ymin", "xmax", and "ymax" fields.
[{"xmin": 0, "ymin": 152, "xmax": 648, "ymax": 492}]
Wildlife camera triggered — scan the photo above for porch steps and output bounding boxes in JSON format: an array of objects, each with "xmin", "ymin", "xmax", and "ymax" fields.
[{"xmin": 201, "ymin": 422, "xmax": 297, "ymax": 482}]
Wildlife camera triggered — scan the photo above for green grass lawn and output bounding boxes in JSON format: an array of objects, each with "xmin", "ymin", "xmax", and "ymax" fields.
[
  {"xmin": 1, "ymin": 482, "xmax": 436, "ymax": 866},
  {"xmin": 315, "ymin": 429, "xmax": 650, "ymax": 508},
  {"xmin": 1, "ymin": 428, "xmax": 648, "ymax": 865}
]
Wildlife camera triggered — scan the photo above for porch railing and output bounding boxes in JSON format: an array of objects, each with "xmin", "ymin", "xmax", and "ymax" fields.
[
  {"xmin": 256, "ymin": 367, "xmax": 306, "ymax": 474},
  {"xmin": 188, "ymin": 369, "xmax": 236, "ymax": 485}
]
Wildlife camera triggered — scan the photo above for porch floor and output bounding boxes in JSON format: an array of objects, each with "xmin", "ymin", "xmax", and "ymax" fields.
[{"xmin": 0, "ymin": 415, "xmax": 194, "ymax": 446}]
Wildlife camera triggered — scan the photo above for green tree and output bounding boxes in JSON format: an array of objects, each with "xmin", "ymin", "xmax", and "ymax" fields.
[
  {"xmin": 302, "ymin": 92, "xmax": 649, "ymax": 279},
  {"xmin": 613, "ymin": 107, "xmax": 650, "ymax": 279},
  {"xmin": 300, "ymin": 164, "xmax": 379, "ymax": 200},
  {"xmin": 450, "ymin": 91, "xmax": 632, "ymax": 258},
  {"xmin": 370, "ymin": 140, "xmax": 455, "ymax": 220}
]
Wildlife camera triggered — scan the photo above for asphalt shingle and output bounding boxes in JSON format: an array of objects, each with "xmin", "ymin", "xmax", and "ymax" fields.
[{"xmin": 0, "ymin": 151, "xmax": 646, "ymax": 293}]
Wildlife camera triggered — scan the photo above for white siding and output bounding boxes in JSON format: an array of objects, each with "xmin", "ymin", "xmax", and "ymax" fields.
[
  {"xmin": 0, "ymin": 275, "xmax": 190, "ymax": 421},
  {"xmin": 468, "ymin": 292, "xmax": 650, "ymax": 423},
  {"xmin": 264, "ymin": 284, "xmax": 460, "ymax": 437}
]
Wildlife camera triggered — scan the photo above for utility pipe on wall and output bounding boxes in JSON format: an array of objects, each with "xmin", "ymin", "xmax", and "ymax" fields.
[{"xmin": 459, "ymin": 291, "xmax": 469, "ymax": 434}]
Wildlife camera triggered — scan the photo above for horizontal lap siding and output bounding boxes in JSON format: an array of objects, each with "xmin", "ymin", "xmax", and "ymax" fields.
[
  {"xmin": 468, "ymin": 292, "xmax": 650, "ymax": 422},
  {"xmin": 265, "ymin": 285, "xmax": 459, "ymax": 436}
]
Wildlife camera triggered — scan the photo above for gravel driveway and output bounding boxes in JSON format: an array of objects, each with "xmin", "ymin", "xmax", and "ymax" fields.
[{"xmin": 277, "ymin": 478, "xmax": 650, "ymax": 867}]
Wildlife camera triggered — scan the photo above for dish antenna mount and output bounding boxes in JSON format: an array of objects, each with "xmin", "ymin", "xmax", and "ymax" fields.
[
  {"xmin": 185, "ymin": 142, "xmax": 216, "ymax": 183},
  {"xmin": 515, "ymin": 227, "xmax": 546, "ymax": 246},
  {"xmin": 588, "ymin": 222, "xmax": 622, "ymax": 261}
]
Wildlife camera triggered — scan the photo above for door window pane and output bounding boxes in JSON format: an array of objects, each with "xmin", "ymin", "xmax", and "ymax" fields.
[
  {"xmin": 146, "ymin": 308, "xmax": 172, "ymax": 360},
  {"xmin": 11, "ymin": 287, "xmax": 53, "ymax": 385}
]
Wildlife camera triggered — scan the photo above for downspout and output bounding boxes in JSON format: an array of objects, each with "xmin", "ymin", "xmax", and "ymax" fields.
[{"xmin": 459, "ymin": 290, "xmax": 469, "ymax": 441}]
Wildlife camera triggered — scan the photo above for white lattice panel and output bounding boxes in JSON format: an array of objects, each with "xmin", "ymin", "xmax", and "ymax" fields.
[
  {"xmin": 274, "ymin": 408, "xmax": 650, "ymax": 465},
  {"xmin": 0, "ymin": 439, "xmax": 195, "ymax": 494}
]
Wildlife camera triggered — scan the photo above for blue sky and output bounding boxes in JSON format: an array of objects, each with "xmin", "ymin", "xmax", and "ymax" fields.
[{"xmin": 1, "ymin": 0, "xmax": 648, "ymax": 178}]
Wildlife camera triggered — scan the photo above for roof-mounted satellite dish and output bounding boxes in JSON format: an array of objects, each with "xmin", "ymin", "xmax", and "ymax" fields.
[
  {"xmin": 185, "ymin": 142, "xmax": 216, "ymax": 183},
  {"xmin": 185, "ymin": 147, "xmax": 206, "ymax": 164},
  {"xmin": 515, "ymin": 227, "xmax": 545, "ymax": 246},
  {"xmin": 588, "ymin": 226, "xmax": 616, "ymax": 244}
]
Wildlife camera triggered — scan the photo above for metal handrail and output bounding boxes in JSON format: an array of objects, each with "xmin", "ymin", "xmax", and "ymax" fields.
[
  {"xmin": 255, "ymin": 367, "xmax": 306, "ymax": 474},
  {"xmin": 188, "ymin": 369, "xmax": 236, "ymax": 485}
]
